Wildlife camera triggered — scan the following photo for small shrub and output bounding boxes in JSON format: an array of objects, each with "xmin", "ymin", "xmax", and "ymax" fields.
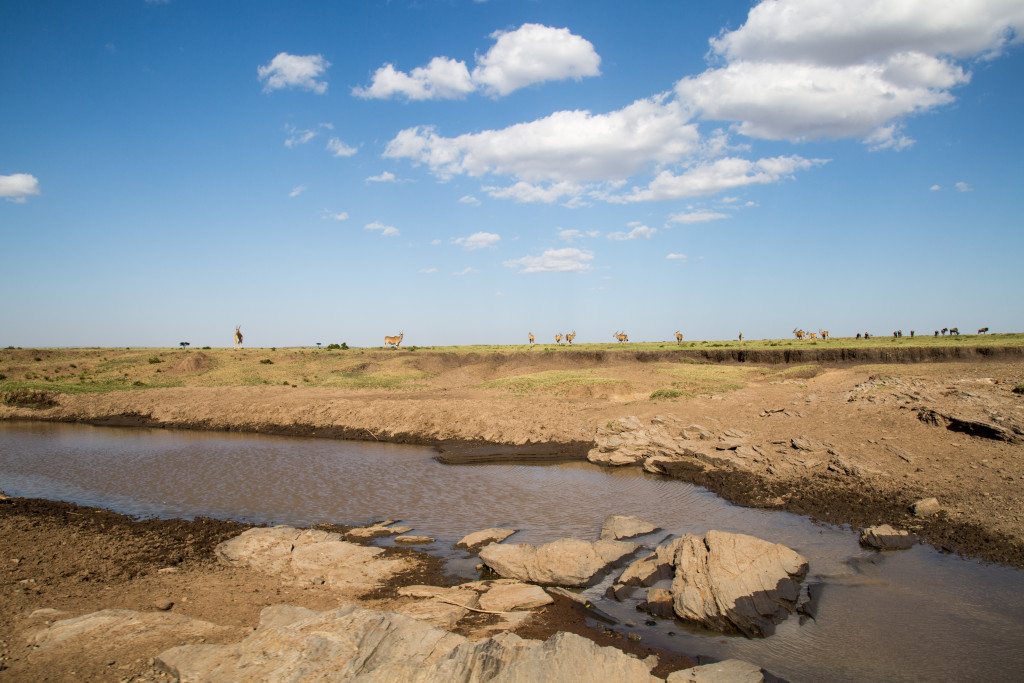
[
  {"xmin": 34, "ymin": 356, "xmax": 42, "ymax": 362},
  {"xmin": 132, "ymin": 380, "xmax": 145, "ymax": 387},
  {"xmin": 259, "ymin": 358, "xmax": 274, "ymax": 365},
  {"xmin": 202, "ymin": 346, "xmax": 211, "ymax": 350},
  {"xmin": 3, "ymin": 389, "xmax": 58, "ymax": 409},
  {"xmin": 650, "ymin": 388, "xmax": 684, "ymax": 400},
  {"xmin": 0, "ymin": 373, "xmax": 6, "ymax": 381},
  {"xmin": 326, "ymin": 342, "xmax": 349, "ymax": 350},
  {"xmin": 148, "ymin": 356, "xmax": 163, "ymax": 364},
  {"xmin": 271, "ymin": 347, "xmax": 277, "ymax": 351},
  {"xmin": 1014, "ymin": 383, "xmax": 1024, "ymax": 395}
]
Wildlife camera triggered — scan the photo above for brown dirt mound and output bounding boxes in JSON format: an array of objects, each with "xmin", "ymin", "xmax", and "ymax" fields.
[{"xmin": 167, "ymin": 352, "xmax": 213, "ymax": 374}]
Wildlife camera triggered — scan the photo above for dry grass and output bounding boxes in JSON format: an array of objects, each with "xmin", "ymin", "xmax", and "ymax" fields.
[{"xmin": 482, "ymin": 369, "xmax": 621, "ymax": 394}]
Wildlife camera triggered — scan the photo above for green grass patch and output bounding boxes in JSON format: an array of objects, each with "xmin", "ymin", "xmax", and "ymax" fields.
[
  {"xmin": 650, "ymin": 388, "xmax": 684, "ymax": 400},
  {"xmin": 484, "ymin": 369, "xmax": 620, "ymax": 394},
  {"xmin": 1014, "ymin": 383, "xmax": 1024, "ymax": 395},
  {"xmin": 3, "ymin": 388, "xmax": 58, "ymax": 408},
  {"xmin": 772, "ymin": 363, "xmax": 822, "ymax": 380}
]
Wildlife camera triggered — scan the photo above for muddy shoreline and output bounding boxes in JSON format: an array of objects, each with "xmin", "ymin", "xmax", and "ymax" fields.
[{"xmin": 5, "ymin": 413, "xmax": 1023, "ymax": 568}]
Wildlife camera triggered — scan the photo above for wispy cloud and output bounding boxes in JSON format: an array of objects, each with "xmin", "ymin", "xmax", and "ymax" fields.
[
  {"xmin": 418, "ymin": 267, "xmax": 438, "ymax": 274},
  {"xmin": 505, "ymin": 247, "xmax": 594, "ymax": 274},
  {"xmin": 453, "ymin": 231, "xmax": 501, "ymax": 250},
  {"xmin": 607, "ymin": 221, "xmax": 656, "ymax": 241},
  {"xmin": 558, "ymin": 228, "xmax": 600, "ymax": 242},
  {"xmin": 365, "ymin": 221, "xmax": 400, "ymax": 237},
  {"xmin": 288, "ymin": 185, "xmax": 306, "ymax": 198},
  {"xmin": 366, "ymin": 171, "xmax": 397, "ymax": 183},
  {"xmin": 955, "ymin": 180, "xmax": 972, "ymax": 192},
  {"xmin": 321, "ymin": 210, "xmax": 349, "ymax": 221},
  {"xmin": 930, "ymin": 184, "xmax": 942, "ymax": 191},
  {"xmin": 326, "ymin": 137, "xmax": 357, "ymax": 157},
  {"xmin": 666, "ymin": 252, "xmax": 688, "ymax": 261},
  {"xmin": 458, "ymin": 195, "xmax": 481, "ymax": 206},
  {"xmin": 452, "ymin": 266, "xmax": 479, "ymax": 276},
  {"xmin": 668, "ymin": 210, "xmax": 730, "ymax": 225}
]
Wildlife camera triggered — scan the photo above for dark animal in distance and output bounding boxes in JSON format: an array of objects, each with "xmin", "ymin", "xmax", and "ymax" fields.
[{"xmin": 978, "ymin": 327, "xmax": 989, "ymax": 334}]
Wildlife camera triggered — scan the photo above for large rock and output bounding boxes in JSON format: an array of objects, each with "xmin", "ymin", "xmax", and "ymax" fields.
[
  {"xmin": 588, "ymin": 416, "xmax": 753, "ymax": 476},
  {"xmin": 666, "ymin": 659, "xmax": 765, "ymax": 682},
  {"xmin": 911, "ymin": 497, "xmax": 942, "ymax": 517},
  {"xmin": 479, "ymin": 538, "xmax": 638, "ymax": 587},
  {"xmin": 455, "ymin": 527, "xmax": 517, "ymax": 550},
  {"xmin": 859, "ymin": 524, "xmax": 917, "ymax": 550},
  {"xmin": 478, "ymin": 582, "xmax": 553, "ymax": 612},
  {"xmin": 671, "ymin": 531, "xmax": 808, "ymax": 637},
  {"xmin": 157, "ymin": 603, "xmax": 665, "ymax": 682},
  {"xmin": 215, "ymin": 526, "xmax": 415, "ymax": 594},
  {"xmin": 614, "ymin": 537, "xmax": 684, "ymax": 592},
  {"xmin": 601, "ymin": 514, "xmax": 659, "ymax": 540}
]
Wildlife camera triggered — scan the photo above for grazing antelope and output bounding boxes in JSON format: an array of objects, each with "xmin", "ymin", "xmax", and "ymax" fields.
[
  {"xmin": 819, "ymin": 329, "xmax": 830, "ymax": 340},
  {"xmin": 950, "ymin": 327, "xmax": 960, "ymax": 336},
  {"xmin": 978, "ymin": 327, "xmax": 989, "ymax": 334},
  {"xmin": 565, "ymin": 331, "xmax": 576, "ymax": 345},
  {"xmin": 233, "ymin": 325, "xmax": 244, "ymax": 347},
  {"xmin": 675, "ymin": 331, "xmax": 684, "ymax": 343},
  {"xmin": 528, "ymin": 332, "xmax": 535, "ymax": 345},
  {"xmin": 383, "ymin": 331, "xmax": 404, "ymax": 349},
  {"xmin": 614, "ymin": 331, "xmax": 629, "ymax": 343},
  {"xmin": 555, "ymin": 333, "xmax": 563, "ymax": 344},
  {"xmin": 793, "ymin": 328, "xmax": 805, "ymax": 340}
]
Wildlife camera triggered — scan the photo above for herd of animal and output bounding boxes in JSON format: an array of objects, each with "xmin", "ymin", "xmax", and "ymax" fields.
[{"xmin": 228, "ymin": 325, "xmax": 994, "ymax": 349}]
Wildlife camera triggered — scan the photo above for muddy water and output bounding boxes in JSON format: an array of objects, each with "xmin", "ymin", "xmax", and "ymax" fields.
[{"xmin": 1, "ymin": 421, "xmax": 1022, "ymax": 682}]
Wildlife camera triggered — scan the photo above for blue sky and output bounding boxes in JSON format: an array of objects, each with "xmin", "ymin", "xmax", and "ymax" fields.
[{"xmin": 2, "ymin": 0, "xmax": 1022, "ymax": 347}]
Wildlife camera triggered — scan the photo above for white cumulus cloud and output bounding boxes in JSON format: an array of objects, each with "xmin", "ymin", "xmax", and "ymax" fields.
[
  {"xmin": 674, "ymin": 0, "xmax": 1023, "ymax": 147},
  {"xmin": 258, "ymin": 53, "xmax": 330, "ymax": 94},
  {"xmin": 666, "ymin": 253, "xmax": 688, "ymax": 261},
  {"xmin": 458, "ymin": 195, "xmax": 481, "ymax": 206},
  {"xmin": 930, "ymin": 184, "xmax": 942, "ymax": 191},
  {"xmin": 505, "ymin": 247, "xmax": 594, "ymax": 274},
  {"xmin": 955, "ymin": 180, "xmax": 973, "ymax": 192},
  {"xmin": 365, "ymin": 221, "xmax": 400, "ymax": 237},
  {"xmin": 354, "ymin": 23, "xmax": 600, "ymax": 101},
  {"xmin": 453, "ymin": 231, "xmax": 501, "ymax": 250},
  {"xmin": 0, "ymin": 173, "xmax": 41, "ymax": 203},
  {"xmin": 385, "ymin": 95, "xmax": 698, "ymax": 185}
]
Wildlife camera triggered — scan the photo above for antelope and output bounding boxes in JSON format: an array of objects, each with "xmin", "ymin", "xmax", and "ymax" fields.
[
  {"xmin": 555, "ymin": 333, "xmax": 563, "ymax": 344},
  {"xmin": 808, "ymin": 331, "xmax": 818, "ymax": 339},
  {"xmin": 384, "ymin": 331, "xmax": 404, "ymax": 349},
  {"xmin": 675, "ymin": 331, "xmax": 684, "ymax": 343},
  {"xmin": 614, "ymin": 331, "xmax": 629, "ymax": 343},
  {"xmin": 793, "ymin": 328, "xmax": 805, "ymax": 340},
  {"xmin": 819, "ymin": 329, "xmax": 829, "ymax": 340},
  {"xmin": 528, "ymin": 332, "xmax": 535, "ymax": 345},
  {"xmin": 565, "ymin": 331, "xmax": 576, "ymax": 344},
  {"xmin": 978, "ymin": 327, "xmax": 989, "ymax": 334},
  {"xmin": 233, "ymin": 325, "xmax": 244, "ymax": 347}
]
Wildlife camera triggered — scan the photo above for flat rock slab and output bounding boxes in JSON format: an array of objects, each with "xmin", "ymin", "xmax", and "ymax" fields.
[
  {"xmin": 667, "ymin": 659, "xmax": 765, "ymax": 682},
  {"xmin": 478, "ymin": 582, "xmax": 554, "ymax": 612},
  {"xmin": 346, "ymin": 521, "xmax": 413, "ymax": 539},
  {"xmin": 860, "ymin": 524, "xmax": 917, "ymax": 550},
  {"xmin": 395, "ymin": 535, "xmax": 435, "ymax": 544},
  {"xmin": 479, "ymin": 537, "xmax": 638, "ymax": 587},
  {"xmin": 157, "ymin": 603, "xmax": 666, "ymax": 682},
  {"xmin": 215, "ymin": 526, "xmax": 415, "ymax": 594},
  {"xmin": 601, "ymin": 514, "xmax": 659, "ymax": 540},
  {"xmin": 25, "ymin": 609, "xmax": 237, "ymax": 672},
  {"xmin": 672, "ymin": 531, "xmax": 808, "ymax": 637},
  {"xmin": 456, "ymin": 527, "xmax": 517, "ymax": 550}
]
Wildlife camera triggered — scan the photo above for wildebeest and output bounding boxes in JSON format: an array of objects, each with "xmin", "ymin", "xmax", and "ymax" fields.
[
  {"xmin": 978, "ymin": 327, "xmax": 989, "ymax": 334},
  {"xmin": 738, "ymin": 332, "xmax": 744, "ymax": 342},
  {"xmin": 910, "ymin": 330, "xmax": 915, "ymax": 337},
  {"xmin": 941, "ymin": 328, "xmax": 948, "ymax": 335},
  {"xmin": 950, "ymin": 327, "xmax": 960, "ymax": 335},
  {"xmin": 934, "ymin": 330, "xmax": 939, "ymax": 337},
  {"xmin": 856, "ymin": 333, "xmax": 862, "ymax": 339},
  {"xmin": 614, "ymin": 331, "xmax": 629, "ymax": 343},
  {"xmin": 384, "ymin": 331, "xmax": 404, "ymax": 348}
]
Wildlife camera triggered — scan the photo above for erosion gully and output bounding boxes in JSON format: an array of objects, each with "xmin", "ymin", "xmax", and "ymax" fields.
[{"xmin": 1, "ymin": 420, "xmax": 1022, "ymax": 682}]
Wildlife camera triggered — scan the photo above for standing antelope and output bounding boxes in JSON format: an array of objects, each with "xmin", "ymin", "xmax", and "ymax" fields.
[
  {"xmin": 555, "ymin": 333, "xmax": 563, "ymax": 344},
  {"xmin": 793, "ymin": 328, "xmax": 805, "ymax": 340},
  {"xmin": 565, "ymin": 331, "xmax": 576, "ymax": 344},
  {"xmin": 819, "ymin": 329, "xmax": 829, "ymax": 340},
  {"xmin": 384, "ymin": 331, "xmax": 404, "ymax": 349},
  {"xmin": 233, "ymin": 325, "xmax": 244, "ymax": 347},
  {"xmin": 675, "ymin": 331, "xmax": 684, "ymax": 343},
  {"xmin": 528, "ymin": 332, "xmax": 535, "ymax": 345},
  {"xmin": 614, "ymin": 331, "xmax": 629, "ymax": 343},
  {"xmin": 808, "ymin": 331, "xmax": 818, "ymax": 339}
]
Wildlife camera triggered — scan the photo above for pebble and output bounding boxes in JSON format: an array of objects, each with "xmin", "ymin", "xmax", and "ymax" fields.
[
  {"xmin": 153, "ymin": 599, "xmax": 174, "ymax": 611},
  {"xmin": 627, "ymin": 633, "xmax": 641, "ymax": 641}
]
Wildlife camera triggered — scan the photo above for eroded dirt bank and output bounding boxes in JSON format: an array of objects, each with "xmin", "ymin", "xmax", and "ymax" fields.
[{"xmin": 2, "ymin": 354, "xmax": 1023, "ymax": 567}]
